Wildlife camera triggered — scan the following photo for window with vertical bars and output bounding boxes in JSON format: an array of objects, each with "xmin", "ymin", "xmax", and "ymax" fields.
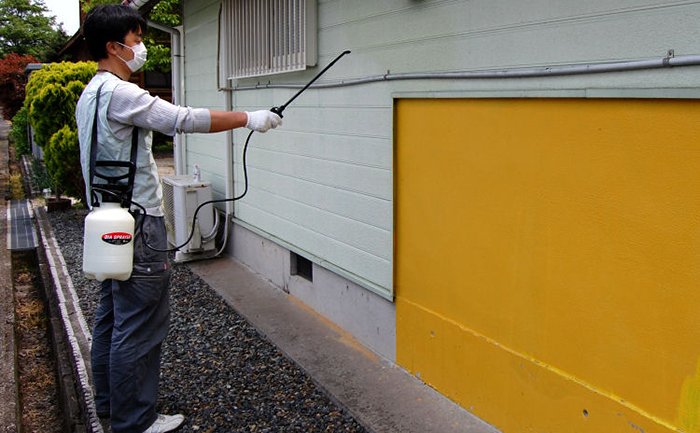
[{"xmin": 223, "ymin": 0, "xmax": 317, "ymax": 79}]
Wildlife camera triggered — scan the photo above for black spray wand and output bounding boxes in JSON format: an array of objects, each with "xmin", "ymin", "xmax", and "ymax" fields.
[
  {"xmin": 128, "ymin": 49, "xmax": 353, "ymax": 252},
  {"xmin": 271, "ymin": 50, "xmax": 352, "ymax": 118}
]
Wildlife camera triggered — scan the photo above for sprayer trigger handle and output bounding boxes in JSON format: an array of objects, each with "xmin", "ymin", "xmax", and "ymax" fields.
[{"xmin": 270, "ymin": 106, "xmax": 284, "ymax": 118}]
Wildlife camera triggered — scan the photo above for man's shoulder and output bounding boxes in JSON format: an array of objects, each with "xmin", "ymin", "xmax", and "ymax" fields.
[
  {"xmin": 79, "ymin": 74, "xmax": 121, "ymax": 99},
  {"xmin": 108, "ymin": 80, "xmax": 151, "ymax": 109},
  {"xmin": 113, "ymin": 79, "xmax": 147, "ymax": 96}
]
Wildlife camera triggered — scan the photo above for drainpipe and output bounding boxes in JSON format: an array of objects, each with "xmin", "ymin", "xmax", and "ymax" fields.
[
  {"xmin": 123, "ymin": 0, "xmax": 186, "ymax": 174},
  {"xmin": 146, "ymin": 20, "xmax": 186, "ymax": 176}
]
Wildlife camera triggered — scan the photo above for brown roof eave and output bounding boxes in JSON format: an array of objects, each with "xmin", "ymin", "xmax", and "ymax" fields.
[{"xmin": 57, "ymin": 30, "xmax": 83, "ymax": 58}]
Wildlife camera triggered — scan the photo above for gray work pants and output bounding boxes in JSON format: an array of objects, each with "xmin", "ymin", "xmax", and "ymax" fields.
[{"xmin": 91, "ymin": 214, "xmax": 171, "ymax": 433}]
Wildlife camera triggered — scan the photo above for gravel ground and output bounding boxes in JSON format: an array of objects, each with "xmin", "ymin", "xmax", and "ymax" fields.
[{"xmin": 48, "ymin": 208, "xmax": 368, "ymax": 433}]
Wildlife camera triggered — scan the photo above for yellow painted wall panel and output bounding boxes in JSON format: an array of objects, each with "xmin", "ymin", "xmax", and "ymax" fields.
[
  {"xmin": 395, "ymin": 98, "xmax": 700, "ymax": 432},
  {"xmin": 397, "ymin": 297, "xmax": 673, "ymax": 433}
]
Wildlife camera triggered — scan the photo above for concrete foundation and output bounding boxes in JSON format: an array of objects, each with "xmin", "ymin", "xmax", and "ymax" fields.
[{"xmin": 228, "ymin": 221, "xmax": 397, "ymax": 361}]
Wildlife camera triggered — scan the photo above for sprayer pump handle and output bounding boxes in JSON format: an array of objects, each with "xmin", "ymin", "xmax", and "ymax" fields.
[{"xmin": 270, "ymin": 106, "xmax": 284, "ymax": 118}]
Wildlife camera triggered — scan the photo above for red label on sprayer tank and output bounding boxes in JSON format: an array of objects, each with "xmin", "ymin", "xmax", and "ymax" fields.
[{"xmin": 101, "ymin": 232, "xmax": 133, "ymax": 245}]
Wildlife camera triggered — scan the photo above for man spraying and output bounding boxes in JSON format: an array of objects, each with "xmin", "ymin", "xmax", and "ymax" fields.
[{"xmin": 75, "ymin": 4, "xmax": 282, "ymax": 432}]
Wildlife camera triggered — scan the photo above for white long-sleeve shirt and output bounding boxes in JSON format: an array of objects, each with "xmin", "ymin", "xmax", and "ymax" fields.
[
  {"xmin": 76, "ymin": 73, "xmax": 211, "ymax": 215},
  {"xmin": 106, "ymin": 77, "xmax": 211, "ymax": 139}
]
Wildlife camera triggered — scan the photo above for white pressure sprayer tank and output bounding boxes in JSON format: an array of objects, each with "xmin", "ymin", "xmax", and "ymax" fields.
[{"xmin": 83, "ymin": 202, "xmax": 135, "ymax": 281}]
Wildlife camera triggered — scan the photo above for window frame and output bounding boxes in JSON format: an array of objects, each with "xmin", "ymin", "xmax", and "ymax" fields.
[{"xmin": 222, "ymin": 0, "xmax": 317, "ymax": 80}]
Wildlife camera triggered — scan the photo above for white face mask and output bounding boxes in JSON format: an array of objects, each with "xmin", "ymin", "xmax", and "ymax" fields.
[{"xmin": 116, "ymin": 41, "xmax": 148, "ymax": 72}]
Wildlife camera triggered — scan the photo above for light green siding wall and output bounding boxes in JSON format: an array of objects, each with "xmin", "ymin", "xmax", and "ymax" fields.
[
  {"xmin": 182, "ymin": 0, "xmax": 229, "ymax": 198},
  {"xmin": 183, "ymin": 0, "xmax": 700, "ymax": 298}
]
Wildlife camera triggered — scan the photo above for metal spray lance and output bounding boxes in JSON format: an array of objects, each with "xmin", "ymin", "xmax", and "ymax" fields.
[
  {"xmin": 84, "ymin": 50, "xmax": 354, "ymax": 278},
  {"xmin": 134, "ymin": 49, "xmax": 353, "ymax": 253},
  {"xmin": 270, "ymin": 50, "xmax": 352, "ymax": 118}
]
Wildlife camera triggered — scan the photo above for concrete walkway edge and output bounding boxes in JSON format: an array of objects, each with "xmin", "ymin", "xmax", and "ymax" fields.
[
  {"xmin": 189, "ymin": 256, "xmax": 500, "ymax": 433},
  {"xmin": 34, "ymin": 205, "xmax": 103, "ymax": 433}
]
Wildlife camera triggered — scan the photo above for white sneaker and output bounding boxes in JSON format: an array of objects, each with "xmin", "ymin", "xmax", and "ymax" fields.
[{"xmin": 142, "ymin": 414, "xmax": 185, "ymax": 433}]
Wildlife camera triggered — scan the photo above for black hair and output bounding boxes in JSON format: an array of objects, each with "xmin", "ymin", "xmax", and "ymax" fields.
[{"xmin": 82, "ymin": 4, "xmax": 147, "ymax": 60}]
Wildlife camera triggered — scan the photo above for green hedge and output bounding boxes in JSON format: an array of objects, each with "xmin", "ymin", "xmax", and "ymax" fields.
[
  {"xmin": 24, "ymin": 61, "xmax": 96, "ymax": 203},
  {"xmin": 45, "ymin": 125, "xmax": 84, "ymax": 201},
  {"xmin": 10, "ymin": 106, "xmax": 29, "ymax": 156}
]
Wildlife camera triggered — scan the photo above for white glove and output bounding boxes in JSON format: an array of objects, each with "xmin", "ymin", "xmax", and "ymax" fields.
[{"xmin": 245, "ymin": 110, "xmax": 283, "ymax": 133}]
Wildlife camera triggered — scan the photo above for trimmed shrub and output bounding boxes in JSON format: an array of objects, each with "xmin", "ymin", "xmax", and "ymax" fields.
[
  {"xmin": 45, "ymin": 125, "xmax": 86, "ymax": 203},
  {"xmin": 10, "ymin": 106, "xmax": 30, "ymax": 156},
  {"xmin": 28, "ymin": 80, "xmax": 83, "ymax": 149},
  {"xmin": 25, "ymin": 62, "xmax": 95, "ymax": 149},
  {"xmin": 24, "ymin": 61, "xmax": 95, "ymax": 202}
]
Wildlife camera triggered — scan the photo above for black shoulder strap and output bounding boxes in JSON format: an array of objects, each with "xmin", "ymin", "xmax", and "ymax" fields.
[
  {"xmin": 88, "ymin": 82, "xmax": 106, "ymax": 204},
  {"xmin": 89, "ymin": 81, "xmax": 139, "ymax": 208}
]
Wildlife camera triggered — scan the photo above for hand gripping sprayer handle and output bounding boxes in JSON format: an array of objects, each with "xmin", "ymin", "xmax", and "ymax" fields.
[{"xmin": 270, "ymin": 50, "xmax": 351, "ymax": 118}]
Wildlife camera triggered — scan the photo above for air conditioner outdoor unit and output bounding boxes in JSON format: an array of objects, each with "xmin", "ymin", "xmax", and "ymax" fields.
[{"xmin": 161, "ymin": 175, "xmax": 218, "ymax": 262}]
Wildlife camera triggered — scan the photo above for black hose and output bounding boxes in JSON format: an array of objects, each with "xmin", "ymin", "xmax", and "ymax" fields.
[
  {"xmin": 93, "ymin": 129, "xmax": 255, "ymax": 253},
  {"xmin": 93, "ymin": 50, "xmax": 351, "ymax": 253}
]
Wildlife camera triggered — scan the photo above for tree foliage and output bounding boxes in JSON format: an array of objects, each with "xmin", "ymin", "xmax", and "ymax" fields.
[
  {"xmin": 25, "ymin": 61, "xmax": 95, "ymax": 202},
  {"xmin": 0, "ymin": 52, "xmax": 35, "ymax": 120},
  {"xmin": 144, "ymin": 0, "xmax": 181, "ymax": 73},
  {"xmin": 0, "ymin": 0, "xmax": 68, "ymax": 61},
  {"xmin": 150, "ymin": 0, "xmax": 181, "ymax": 27}
]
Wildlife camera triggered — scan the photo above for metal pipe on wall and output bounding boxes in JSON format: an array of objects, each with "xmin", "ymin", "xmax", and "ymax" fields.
[{"xmin": 229, "ymin": 53, "xmax": 700, "ymax": 91}]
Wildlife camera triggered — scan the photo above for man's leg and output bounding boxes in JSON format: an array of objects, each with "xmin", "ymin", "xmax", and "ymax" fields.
[{"xmin": 108, "ymin": 215, "xmax": 172, "ymax": 433}]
